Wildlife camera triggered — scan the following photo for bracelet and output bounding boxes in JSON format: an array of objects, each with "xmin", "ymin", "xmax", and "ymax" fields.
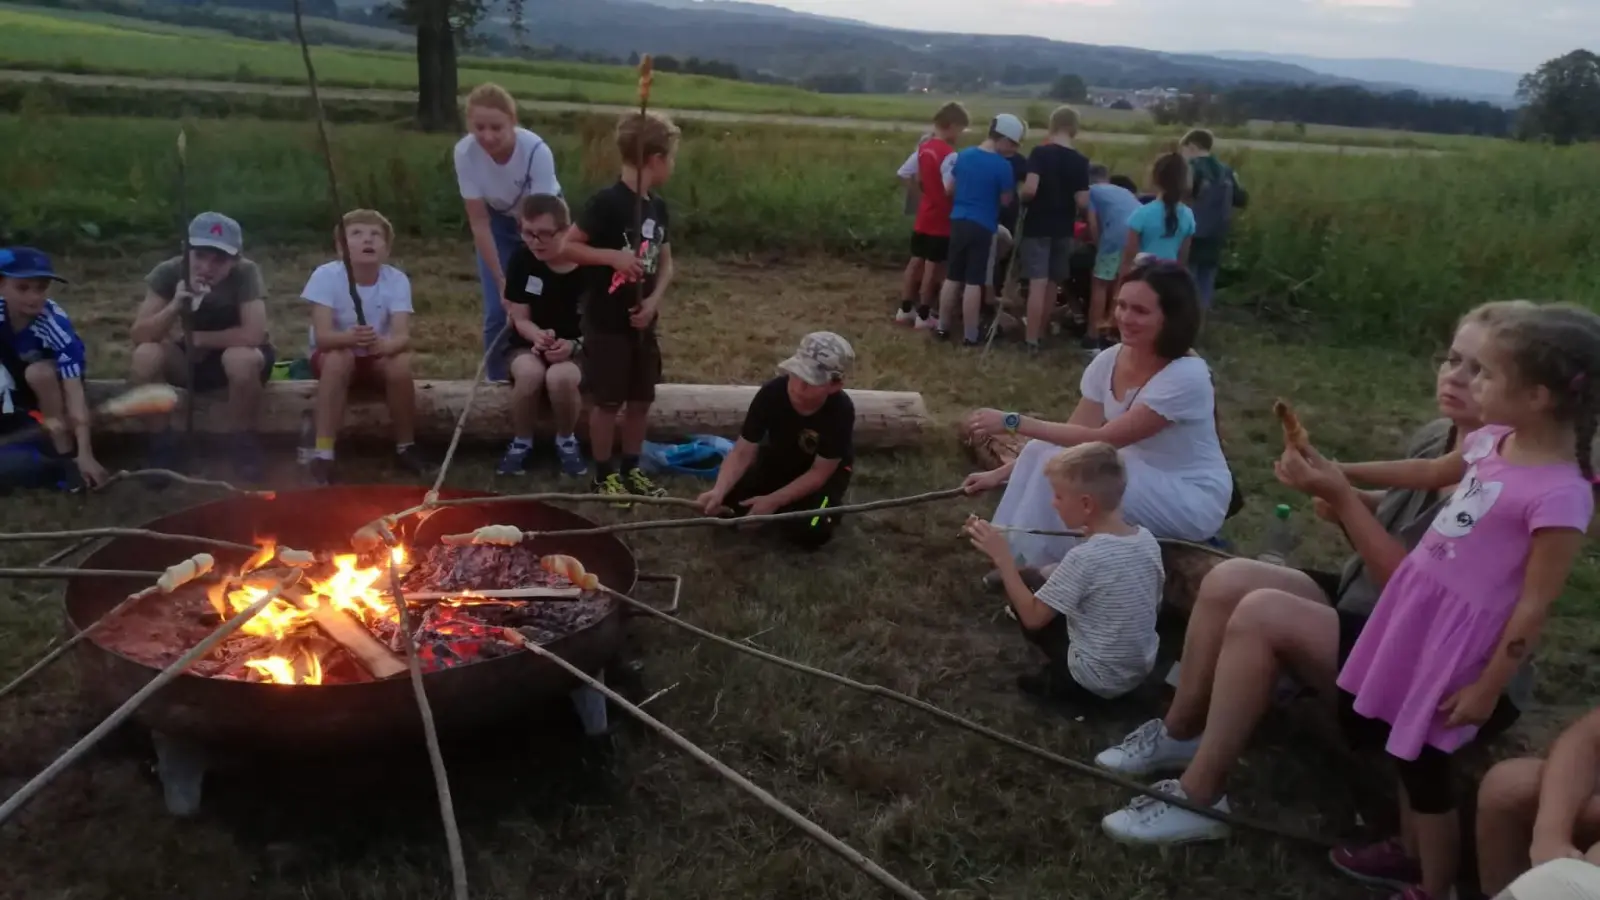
[{"xmin": 1003, "ymin": 412, "xmax": 1022, "ymax": 434}]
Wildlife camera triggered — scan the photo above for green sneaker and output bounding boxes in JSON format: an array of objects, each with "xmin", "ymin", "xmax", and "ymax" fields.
[
  {"xmin": 623, "ymin": 466, "xmax": 667, "ymax": 498},
  {"xmin": 593, "ymin": 472, "xmax": 631, "ymax": 507}
]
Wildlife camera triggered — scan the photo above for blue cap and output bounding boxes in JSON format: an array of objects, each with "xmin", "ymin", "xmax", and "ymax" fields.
[{"xmin": 0, "ymin": 247, "xmax": 68, "ymax": 283}]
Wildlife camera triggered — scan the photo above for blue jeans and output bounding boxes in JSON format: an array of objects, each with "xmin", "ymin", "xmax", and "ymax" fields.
[
  {"xmin": 476, "ymin": 210, "xmax": 521, "ymax": 382},
  {"xmin": 1189, "ymin": 263, "xmax": 1218, "ymax": 309}
]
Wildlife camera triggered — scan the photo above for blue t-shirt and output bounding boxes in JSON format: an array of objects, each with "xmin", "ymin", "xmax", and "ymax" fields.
[
  {"xmin": 1126, "ymin": 199, "xmax": 1196, "ymax": 262},
  {"xmin": 1089, "ymin": 183, "xmax": 1143, "ymax": 256},
  {"xmin": 949, "ymin": 147, "xmax": 1016, "ymax": 233},
  {"xmin": 0, "ymin": 296, "xmax": 85, "ymax": 422}
]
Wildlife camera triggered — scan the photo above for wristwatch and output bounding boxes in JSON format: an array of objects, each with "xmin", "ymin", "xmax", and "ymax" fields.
[{"xmin": 1002, "ymin": 412, "xmax": 1022, "ymax": 434}]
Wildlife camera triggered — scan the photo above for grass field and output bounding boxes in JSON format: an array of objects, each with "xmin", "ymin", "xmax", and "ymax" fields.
[
  {"xmin": 1, "ymin": 109, "xmax": 1595, "ymax": 351},
  {"xmin": 1, "ymin": 243, "xmax": 1598, "ymax": 900},
  {"xmin": 0, "ymin": 4, "xmax": 1481, "ymax": 150}
]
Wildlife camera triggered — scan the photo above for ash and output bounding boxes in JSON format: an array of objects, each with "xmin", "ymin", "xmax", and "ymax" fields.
[{"xmin": 401, "ymin": 544, "xmax": 560, "ymax": 593}]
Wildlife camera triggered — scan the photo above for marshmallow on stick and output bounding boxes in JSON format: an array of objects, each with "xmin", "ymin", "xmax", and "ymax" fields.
[
  {"xmin": 440, "ymin": 525, "xmax": 524, "ymax": 547},
  {"xmin": 276, "ymin": 548, "xmax": 316, "ymax": 568},
  {"xmin": 541, "ymin": 554, "xmax": 599, "ymax": 591},
  {"xmin": 157, "ymin": 553, "xmax": 215, "ymax": 593},
  {"xmin": 1273, "ymin": 399, "xmax": 1312, "ymax": 455}
]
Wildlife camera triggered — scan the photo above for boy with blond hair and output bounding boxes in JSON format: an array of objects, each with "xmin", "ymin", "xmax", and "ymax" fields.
[
  {"xmin": 301, "ymin": 208, "xmax": 433, "ymax": 484},
  {"xmin": 1018, "ymin": 105, "xmax": 1091, "ymax": 351},
  {"xmin": 896, "ymin": 102, "xmax": 969, "ymax": 330},
  {"xmin": 563, "ymin": 110, "xmax": 679, "ymax": 501},
  {"xmin": 965, "ymin": 442, "xmax": 1164, "ymax": 702}
]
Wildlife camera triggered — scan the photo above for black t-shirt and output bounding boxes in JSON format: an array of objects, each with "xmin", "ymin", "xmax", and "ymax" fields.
[
  {"xmin": 503, "ymin": 245, "xmax": 583, "ymax": 347},
  {"xmin": 577, "ymin": 180, "xmax": 671, "ymax": 335},
  {"xmin": 1025, "ymin": 143, "xmax": 1092, "ymax": 239},
  {"xmin": 999, "ymin": 153, "xmax": 1028, "ymax": 235},
  {"xmin": 739, "ymin": 376, "xmax": 855, "ymax": 481}
]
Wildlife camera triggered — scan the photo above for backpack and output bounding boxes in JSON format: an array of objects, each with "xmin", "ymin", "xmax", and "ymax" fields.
[{"xmin": 1192, "ymin": 161, "xmax": 1247, "ymax": 241}]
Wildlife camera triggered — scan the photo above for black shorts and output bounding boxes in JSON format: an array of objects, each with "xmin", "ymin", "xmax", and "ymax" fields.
[
  {"xmin": 176, "ymin": 341, "xmax": 275, "ymax": 394},
  {"xmin": 1337, "ymin": 688, "xmax": 1520, "ymax": 814},
  {"xmin": 723, "ymin": 454, "xmax": 852, "ymax": 549},
  {"xmin": 580, "ymin": 329, "xmax": 661, "ymax": 407},
  {"xmin": 947, "ymin": 219, "xmax": 996, "ymax": 287},
  {"xmin": 909, "ymin": 231, "xmax": 949, "ymax": 264}
]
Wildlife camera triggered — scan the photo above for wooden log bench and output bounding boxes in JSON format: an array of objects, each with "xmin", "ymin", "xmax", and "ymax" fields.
[{"xmin": 85, "ymin": 380, "xmax": 931, "ymax": 449}]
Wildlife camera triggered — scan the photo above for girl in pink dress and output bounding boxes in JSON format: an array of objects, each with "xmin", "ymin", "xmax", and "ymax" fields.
[{"xmin": 1331, "ymin": 304, "xmax": 1600, "ymax": 900}]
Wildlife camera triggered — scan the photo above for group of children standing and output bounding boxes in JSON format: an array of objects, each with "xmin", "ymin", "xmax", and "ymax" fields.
[{"xmin": 896, "ymin": 102, "xmax": 1247, "ymax": 355}]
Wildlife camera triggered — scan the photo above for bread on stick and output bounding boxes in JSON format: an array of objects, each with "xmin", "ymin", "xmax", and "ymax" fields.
[{"xmin": 1272, "ymin": 399, "xmax": 1312, "ymax": 454}]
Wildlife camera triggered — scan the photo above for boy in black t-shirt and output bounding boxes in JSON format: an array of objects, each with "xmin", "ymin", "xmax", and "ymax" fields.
[
  {"xmin": 497, "ymin": 194, "xmax": 588, "ymax": 478},
  {"xmin": 1018, "ymin": 106, "xmax": 1091, "ymax": 351},
  {"xmin": 563, "ymin": 111, "xmax": 680, "ymax": 502},
  {"xmin": 695, "ymin": 332, "xmax": 856, "ymax": 549}
]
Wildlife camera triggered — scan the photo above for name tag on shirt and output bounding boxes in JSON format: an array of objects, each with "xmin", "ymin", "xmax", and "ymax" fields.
[
  {"xmin": 524, "ymin": 275, "xmax": 544, "ymax": 295},
  {"xmin": 642, "ymin": 219, "xmax": 658, "ymax": 241}
]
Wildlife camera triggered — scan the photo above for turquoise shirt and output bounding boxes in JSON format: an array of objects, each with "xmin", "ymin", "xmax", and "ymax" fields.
[{"xmin": 1126, "ymin": 200, "xmax": 1196, "ymax": 262}]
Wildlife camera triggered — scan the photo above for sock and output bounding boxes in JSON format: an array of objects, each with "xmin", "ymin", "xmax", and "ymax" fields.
[
  {"xmin": 314, "ymin": 436, "xmax": 335, "ymax": 461},
  {"xmin": 555, "ymin": 433, "xmax": 578, "ymax": 449},
  {"xmin": 395, "ymin": 442, "xmax": 414, "ymax": 455},
  {"xmin": 622, "ymin": 454, "xmax": 640, "ymax": 473},
  {"xmin": 594, "ymin": 457, "xmax": 616, "ymax": 478},
  {"xmin": 899, "ymin": 299, "xmax": 913, "ymax": 313},
  {"xmin": 510, "ymin": 436, "xmax": 534, "ymax": 451},
  {"xmin": 1026, "ymin": 339, "xmax": 1041, "ymax": 349},
  {"xmin": 964, "ymin": 324, "xmax": 980, "ymax": 343},
  {"xmin": 916, "ymin": 304, "xmax": 930, "ymax": 319}
]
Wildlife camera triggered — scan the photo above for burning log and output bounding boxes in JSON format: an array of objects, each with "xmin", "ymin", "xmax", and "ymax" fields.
[{"xmin": 282, "ymin": 586, "xmax": 406, "ymax": 679}]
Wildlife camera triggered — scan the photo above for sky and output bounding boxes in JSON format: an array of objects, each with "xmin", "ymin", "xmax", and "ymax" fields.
[{"xmin": 728, "ymin": 0, "xmax": 1591, "ymax": 73}]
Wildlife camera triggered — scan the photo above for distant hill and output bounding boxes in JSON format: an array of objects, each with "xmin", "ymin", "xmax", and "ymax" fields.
[{"xmin": 1214, "ymin": 51, "xmax": 1522, "ymax": 105}]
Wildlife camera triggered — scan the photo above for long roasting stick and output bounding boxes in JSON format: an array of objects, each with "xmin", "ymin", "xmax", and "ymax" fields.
[
  {"xmin": 500, "ymin": 629, "xmax": 930, "ymax": 900},
  {"xmin": 428, "ymin": 321, "xmax": 511, "ymax": 498},
  {"xmin": 0, "ymin": 571, "xmax": 302, "ymax": 827},
  {"xmin": 94, "ymin": 468, "xmax": 276, "ymax": 498},
  {"xmin": 0, "ymin": 528, "xmax": 258, "ymax": 555},
  {"xmin": 603, "ymin": 585, "xmax": 1338, "ymax": 849},
  {"xmin": 0, "ymin": 567, "xmax": 167, "ymax": 580},
  {"xmin": 380, "ymin": 527, "xmax": 469, "ymax": 900},
  {"xmin": 0, "ymin": 585, "xmax": 162, "ymax": 703}
]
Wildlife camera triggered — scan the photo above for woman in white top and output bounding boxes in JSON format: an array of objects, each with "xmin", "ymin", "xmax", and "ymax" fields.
[
  {"xmin": 454, "ymin": 83, "xmax": 561, "ymax": 382},
  {"xmin": 964, "ymin": 260, "xmax": 1233, "ymax": 568}
]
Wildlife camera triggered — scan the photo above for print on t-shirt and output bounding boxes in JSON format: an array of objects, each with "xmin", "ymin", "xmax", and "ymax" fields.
[
  {"xmin": 607, "ymin": 217, "xmax": 665, "ymax": 296},
  {"xmin": 1430, "ymin": 431, "xmax": 1503, "ymax": 545},
  {"xmin": 578, "ymin": 181, "xmax": 671, "ymax": 334}
]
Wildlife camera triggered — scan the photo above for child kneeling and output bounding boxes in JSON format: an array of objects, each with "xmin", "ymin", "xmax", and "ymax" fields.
[
  {"xmin": 965, "ymin": 442, "xmax": 1164, "ymax": 702},
  {"xmin": 301, "ymin": 209, "xmax": 433, "ymax": 485}
]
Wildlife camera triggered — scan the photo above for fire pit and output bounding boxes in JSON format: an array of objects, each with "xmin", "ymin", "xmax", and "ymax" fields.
[{"xmin": 61, "ymin": 486, "xmax": 649, "ymax": 812}]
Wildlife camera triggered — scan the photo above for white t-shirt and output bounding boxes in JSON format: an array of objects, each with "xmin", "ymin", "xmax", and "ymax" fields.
[
  {"xmin": 453, "ymin": 128, "xmax": 561, "ymax": 215},
  {"xmin": 301, "ymin": 262, "xmax": 413, "ymax": 354},
  {"xmin": 1082, "ymin": 345, "xmax": 1231, "ymax": 484},
  {"xmin": 1036, "ymin": 527, "xmax": 1164, "ymax": 698}
]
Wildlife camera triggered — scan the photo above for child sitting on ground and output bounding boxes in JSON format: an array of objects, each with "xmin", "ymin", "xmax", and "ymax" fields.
[
  {"xmin": 496, "ymin": 194, "xmax": 587, "ymax": 478},
  {"xmin": 964, "ymin": 442, "xmax": 1164, "ymax": 703},
  {"xmin": 300, "ymin": 209, "xmax": 434, "ymax": 485},
  {"xmin": 0, "ymin": 247, "xmax": 105, "ymax": 491}
]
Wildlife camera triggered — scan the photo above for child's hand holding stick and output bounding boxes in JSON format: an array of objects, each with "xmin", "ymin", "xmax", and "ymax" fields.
[{"xmin": 963, "ymin": 515, "xmax": 1014, "ymax": 565}]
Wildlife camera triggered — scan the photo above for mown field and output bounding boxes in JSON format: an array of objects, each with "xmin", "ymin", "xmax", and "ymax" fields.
[
  {"xmin": 1, "ymin": 107, "xmax": 1594, "ymax": 350},
  {"xmin": 0, "ymin": 4, "xmax": 1475, "ymax": 149}
]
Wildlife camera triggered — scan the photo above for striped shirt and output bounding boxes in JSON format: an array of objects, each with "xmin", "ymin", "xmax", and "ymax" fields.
[
  {"xmin": 1036, "ymin": 527, "xmax": 1164, "ymax": 698},
  {"xmin": 0, "ymin": 297, "xmax": 86, "ymax": 380}
]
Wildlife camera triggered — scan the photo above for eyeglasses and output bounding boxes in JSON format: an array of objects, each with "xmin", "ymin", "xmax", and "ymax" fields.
[
  {"xmin": 523, "ymin": 227, "xmax": 566, "ymax": 244},
  {"xmin": 1432, "ymin": 351, "xmax": 1482, "ymax": 378}
]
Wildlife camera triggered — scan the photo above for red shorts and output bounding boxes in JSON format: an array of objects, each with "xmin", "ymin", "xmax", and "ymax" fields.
[{"xmin": 311, "ymin": 350, "xmax": 386, "ymax": 389}]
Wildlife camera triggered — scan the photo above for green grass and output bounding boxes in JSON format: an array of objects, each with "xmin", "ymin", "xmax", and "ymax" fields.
[
  {"xmin": 1, "ymin": 247, "xmax": 1597, "ymax": 899},
  {"xmin": 2, "ymin": 109, "xmax": 1595, "ymax": 350},
  {"xmin": 0, "ymin": 4, "xmax": 1481, "ymax": 149}
]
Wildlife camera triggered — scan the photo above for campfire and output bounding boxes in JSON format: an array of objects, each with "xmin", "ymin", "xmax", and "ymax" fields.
[{"xmin": 93, "ymin": 540, "xmax": 615, "ymax": 686}]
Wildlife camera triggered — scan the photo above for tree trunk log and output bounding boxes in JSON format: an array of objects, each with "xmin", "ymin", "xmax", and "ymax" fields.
[
  {"xmin": 85, "ymin": 380, "xmax": 931, "ymax": 449},
  {"xmin": 413, "ymin": 0, "xmax": 458, "ymax": 133}
]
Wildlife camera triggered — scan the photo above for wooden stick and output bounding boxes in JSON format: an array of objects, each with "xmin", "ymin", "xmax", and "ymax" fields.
[
  {"xmin": 404, "ymin": 588, "xmax": 582, "ymax": 602},
  {"xmin": 0, "ymin": 528, "xmax": 259, "ymax": 554},
  {"xmin": 0, "ymin": 585, "xmax": 161, "ymax": 703},
  {"xmin": 281, "ymin": 587, "xmax": 405, "ymax": 679},
  {"xmin": 94, "ymin": 468, "xmax": 275, "ymax": 498},
  {"xmin": 380, "ymin": 526, "xmax": 469, "ymax": 900},
  {"xmin": 0, "ymin": 567, "xmax": 165, "ymax": 580},
  {"xmin": 430, "ymin": 322, "xmax": 510, "ymax": 500},
  {"xmin": 0, "ymin": 571, "xmax": 302, "ymax": 827},
  {"xmin": 37, "ymin": 536, "xmax": 100, "ymax": 568},
  {"xmin": 501, "ymin": 628, "xmax": 929, "ymax": 900},
  {"xmin": 603, "ymin": 585, "xmax": 1338, "ymax": 849}
]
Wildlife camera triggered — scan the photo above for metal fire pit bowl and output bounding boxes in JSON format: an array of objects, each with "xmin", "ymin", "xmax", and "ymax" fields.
[{"xmin": 62, "ymin": 485, "xmax": 640, "ymax": 756}]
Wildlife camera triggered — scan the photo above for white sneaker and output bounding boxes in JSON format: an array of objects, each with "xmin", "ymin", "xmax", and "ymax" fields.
[
  {"xmin": 1101, "ymin": 779, "xmax": 1232, "ymax": 845},
  {"xmin": 1095, "ymin": 719, "xmax": 1201, "ymax": 776},
  {"xmin": 915, "ymin": 315, "xmax": 940, "ymax": 331},
  {"xmin": 894, "ymin": 307, "xmax": 916, "ymax": 325}
]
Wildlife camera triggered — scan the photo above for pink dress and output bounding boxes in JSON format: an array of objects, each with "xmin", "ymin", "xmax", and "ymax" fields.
[{"xmin": 1337, "ymin": 426, "xmax": 1594, "ymax": 759}]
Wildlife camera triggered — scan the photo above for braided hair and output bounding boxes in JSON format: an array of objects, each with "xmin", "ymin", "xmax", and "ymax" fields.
[
  {"xmin": 1151, "ymin": 152, "xmax": 1188, "ymax": 239},
  {"xmin": 1490, "ymin": 303, "xmax": 1600, "ymax": 487}
]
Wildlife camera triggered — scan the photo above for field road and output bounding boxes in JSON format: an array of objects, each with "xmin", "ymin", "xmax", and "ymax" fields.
[{"xmin": 0, "ymin": 68, "xmax": 1443, "ymax": 156}]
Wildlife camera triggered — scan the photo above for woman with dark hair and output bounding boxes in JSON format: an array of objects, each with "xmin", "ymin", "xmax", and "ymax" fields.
[
  {"xmin": 1120, "ymin": 153, "xmax": 1195, "ymax": 276},
  {"xmin": 965, "ymin": 261, "xmax": 1231, "ymax": 568}
]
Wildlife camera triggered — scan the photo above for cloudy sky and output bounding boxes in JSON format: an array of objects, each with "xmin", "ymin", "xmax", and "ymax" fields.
[{"xmin": 733, "ymin": 0, "xmax": 1589, "ymax": 73}]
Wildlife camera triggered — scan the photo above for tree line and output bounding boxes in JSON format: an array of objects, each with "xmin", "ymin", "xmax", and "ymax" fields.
[{"xmin": 1151, "ymin": 84, "xmax": 1515, "ymax": 136}]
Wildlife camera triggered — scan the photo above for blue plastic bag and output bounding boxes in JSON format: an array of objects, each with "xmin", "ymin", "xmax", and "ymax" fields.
[{"xmin": 640, "ymin": 435, "xmax": 734, "ymax": 479}]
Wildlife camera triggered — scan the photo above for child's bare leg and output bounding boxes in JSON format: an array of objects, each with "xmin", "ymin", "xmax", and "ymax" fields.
[
  {"xmin": 1089, "ymin": 279, "xmax": 1112, "ymax": 338},
  {"xmin": 1025, "ymin": 279, "xmax": 1052, "ymax": 345},
  {"xmin": 619, "ymin": 401, "xmax": 651, "ymax": 457},
  {"xmin": 901, "ymin": 257, "xmax": 924, "ymax": 310},
  {"xmin": 961, "ymin": 284, "xmax": 984, "ymax": 342},
  {"xmin": 589, "ymin": 405, "xmax": 619, "ymax": 470},
  {"xmin": 545, "ymin": 362, "xmax": 583, "ymax": 438},
  {"xmin": 937, "ymin": 279, "xmax": 961, "ymax": 331},
  {"xmin": 24, "ymin": 362, "xmax": 73, "ymax": 454},
  {"xmin": 381, "ymin": 352, "xmax": 417, "ymax": 446},
  {"xmin": 919, "ymin": 262, "xmax": 945, "ymax": 317},
  {"xmin": 508, "ymin": 351, "xmax": 547, "ymax": 442},
  {"xmin": 1412, "ymin": 807, "xmax": 1460, "ymax": 897},
  {"xmin": 220, "ymin": 346, "xmax": 265, "ymax": 433},
  {"xmin": 313, "ymin": 350, "xmax": 354, "ymax": 451}
]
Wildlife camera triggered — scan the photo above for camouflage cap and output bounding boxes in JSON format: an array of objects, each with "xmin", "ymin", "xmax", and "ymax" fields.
[{"xmin": 778, "ymin": 331, "xmax": 854, "ymax": 386}]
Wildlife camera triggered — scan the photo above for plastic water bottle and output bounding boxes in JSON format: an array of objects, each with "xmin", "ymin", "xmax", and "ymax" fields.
[
  {"xmin": 1257, "ymin": 503, "xmax": 1295, "ymax": 566},
  {"xmin": 296, "ymin": 411, "xmax": 315, "ymax": 465}
]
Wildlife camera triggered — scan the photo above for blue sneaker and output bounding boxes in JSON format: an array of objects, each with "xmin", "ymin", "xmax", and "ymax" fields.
[
  {"xmin": 555, "ymin": 438, "xmax": 588, "ymax": 478},
  {"xmin": 231, "ymin": 433, "xmax": 265, "ymax": 485},
  {"xmin": 496, "ymin": 442, "xmax": 532, "ymax": 476}
]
